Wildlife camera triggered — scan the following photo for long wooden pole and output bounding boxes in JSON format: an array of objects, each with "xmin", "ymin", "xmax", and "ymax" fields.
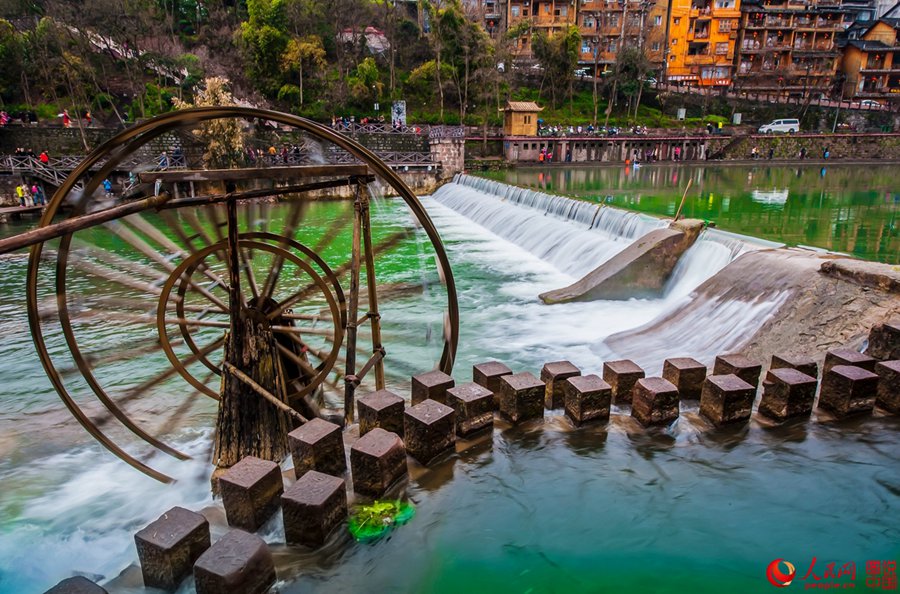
[
  {"xmin": 360, "ymin": 189, "xmax": 386, "ymax": 390},
  {"xmin": 674, "ymin": 178, "xmax": 693, "ymax": 221},
  {"xmin": 343, "ymin": 184, "xmax": 363, "ymax": 426}
]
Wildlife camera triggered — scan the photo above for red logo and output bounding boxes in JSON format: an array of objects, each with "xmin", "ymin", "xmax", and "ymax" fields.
[{"xmin": 767, "ymin": 559, "xmax": 797, "ymax": 588}]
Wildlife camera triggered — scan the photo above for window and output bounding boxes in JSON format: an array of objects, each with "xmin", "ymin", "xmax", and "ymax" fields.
[
  {"xmin": 524, "ymin": 115, "xmax": 532, "ymax": 124},
  {"xmin": 654, "ymin": 15, "xmax": 662, "ymax": 26},
  {"xmin": 609, "ymin": 15, "xmax": 619, "ymax": 26},
  {"xmin": 584, "ymin": 16, "xmax": 595, "ymax": 27},
  {"xmin": 674, "ymin": 17, "xmax": 681, "ymax": 25},
  {"xmin": 609, "ymin": 41, "xmax": 617, "ymax": 51},
  {"xmin": 652, "ymin": 41, "xmax": 661, "ymax": 51},
  {"xmin": 582, "ymin": 42, "xmax": 592, "ymax": 54},
  {"xmin": 523, "ymin": 8, "xmax": 529, "ymax": 15},
  {"xmin": 672, "ymin": 37, "xmax": 678, "ymax": 45},
  {"xmin": 715, "ymin": 42, "xmax": 729, "ymax": 54},
  {"xmin": 511, "ymin": 5, "xmax": 520, "ymax": 16},
  {"xmin": 718, "ymin": 19, "xmax": 731, "ymax": 31}
]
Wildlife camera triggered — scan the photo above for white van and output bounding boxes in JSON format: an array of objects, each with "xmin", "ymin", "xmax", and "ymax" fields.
[{"xmin": 758, "ymin": 119, "xmax": 800, "ymax": 134}]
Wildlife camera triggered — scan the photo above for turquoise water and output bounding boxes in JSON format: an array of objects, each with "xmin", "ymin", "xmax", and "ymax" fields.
[
  {"xmin": 0, "ymin": 182, "xmax": 897, "ymax": 593},
  {"xmin": 478, "ymin": 164, "xmax": 900, "ymax": 264}
]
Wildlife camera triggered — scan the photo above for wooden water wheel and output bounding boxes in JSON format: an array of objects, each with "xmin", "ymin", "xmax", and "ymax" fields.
[{"xmin": 3, "ymin": 107, "xmax": 458, "ymax": 482}]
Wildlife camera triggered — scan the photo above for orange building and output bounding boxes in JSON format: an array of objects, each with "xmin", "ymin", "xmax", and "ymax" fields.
[
  {"xmin": 507, "ymin": 0, "xmax": 579, "ymax": 58},
  {"xmin": 665, "ymin": 0, "xmax": 742, "ymax": 87},
  {"xmin": 841, "ymin": 18, "xmax": 900, "ymax": 99},
  {"xmin": 577, "ymin": 0, "xmax": 669, "ymax": 77}
]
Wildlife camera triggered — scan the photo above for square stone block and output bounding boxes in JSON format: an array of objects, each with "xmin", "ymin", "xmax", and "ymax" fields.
[
  {"xmin": 357, "ymin": 389, "xmax": 405, "ymax": 437},
  {"xmin": 541, "ymin": 360, "xmax": 581, "ymax": 409},
  {"xmin": 564, "ymin": 374, "xmax": 611, "ymax": 425},
  {"xmin": 602, "ymin": 360, "xmax": 645, "ymax": 404},
  {"xmin": 193, "ymin": 530, "xmax": 275, "ymax": 594},
  {"xmin": 404, "ymin": 399, "xmax": 456, "ymax": 465},
  {"xmin": 713, "ymin": 354, "xmax": 762, "ymax": 389},
  {"xmin": 498, "ymin": 372, "xmax": 545, "ymax": 423},
  {"xmin": 662, "ymin": 357, "xmax": 707, "ymax": 400},
  {"xmin": 282, "ymin": 470, "xmax": 347, "ymax": 548},
  {"xmin": 473, "ymin": 361, "xmax": 513, "ymax": 409},
  {"xmin": 218, "ymin": 456, "xmax": 283, "ymax": 532},
  {"xmin": 823, "ymin": 348, "xmax": 876, "ymax": 375},
  {"xmin": 875, "ymin": 360, "xmax": 900, "ymax": 414},
  {"xmin": 818, "ymin": 365, "xmax": 879, "ymax": 418},
  {"xmin": 770, "ymin": 354, "xmax": 819, "ymax": 380},
  {"xmin": 134, "ymin": 506, "xmax": 210, "ymax": 591},
  {"xmin": 631, "ymin": 377, "xmax": 680, "ymax": 427},
  {"xmin": 866, "ymin": 320, "xmax": 900, "ymax": 360},
  {"xmin": 700, "ymin": 374, "xmax": 756, "ymax": 426},
  {"xmin": 446, "ymin": 382, "xmax": 494, "ymax": 436},
  {"xmin": 758, "ymin": 367, "xmax": 818, "ymax": 421},
  {"xmin": 350, "ymin": 428, "xmax": 407, "ymax": 497},
  {"xmin": 45, "ymin": 576, "xmax": 108, "ymax": 594},
  {"xmin": 289, "ymin": 418, "xmax": 346, "ymax": 478},
  {"xmin": 411, "ymin": 370, "xmax": 455, "ymax": 405}
]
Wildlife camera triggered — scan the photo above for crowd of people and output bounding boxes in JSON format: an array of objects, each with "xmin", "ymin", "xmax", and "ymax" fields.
[
  {"xmin": 14, "ymin": 182, "xmax": 46, "ymax": 207},
  {"xmin": 537, "ymin": 123, "xmax": 652, "ymax": 138}
]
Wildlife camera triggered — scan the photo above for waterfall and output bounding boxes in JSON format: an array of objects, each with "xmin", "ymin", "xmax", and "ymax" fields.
[{"xmin": 432, "ymin": 174, "xmax": 667, "ymax": 277}]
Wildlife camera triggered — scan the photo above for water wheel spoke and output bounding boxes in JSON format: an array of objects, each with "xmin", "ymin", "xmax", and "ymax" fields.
[
  {"xmin": 123, "ymin": 214, "xmax": 187, "ymax": 259},
  {"xmin": 68, "ymin": 257, "xmax": 164, "ymax": 295},
  {"xmin": 258, "ymin": 201, "xmax": 307, "ymax": 302},
  {"xmin": 153, "ymin": 369, "xmax": 217, "ymax": 436},
  {"xmin": 59, "ymin": 338, "xmax": 186, "ymax": 377},
  {"xmin": 271, "ymin": 324, "xmax": 333, "ymax": 339},
  {"xmin": 239, "ymin": 246, "xmax": 260, "ymax": 301},
  {"xmin": 71, "ymin": 239, "xmax": 167, "ymax": 284}
]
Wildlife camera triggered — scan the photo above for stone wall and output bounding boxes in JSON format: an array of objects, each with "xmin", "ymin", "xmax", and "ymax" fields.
[
  {"xmin": 707, "ymin": 132, "xmax": 900, "ymax": 160},
  {"xmin": 429, "ymin": 138, "xmax": 464, "ymax": 178}
]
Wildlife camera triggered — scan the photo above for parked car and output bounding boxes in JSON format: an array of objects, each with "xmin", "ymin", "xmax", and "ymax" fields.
[
  {"xmin": 860, "ymin": 99, "xmax": 882, "ymax": 108},
  {"xmin": 574, "ymin": 68, "xmax": 589, "ymax": 78},
  {"xmin": 758, "ymin": 118, "xmax": 800, "ymax": 134}
]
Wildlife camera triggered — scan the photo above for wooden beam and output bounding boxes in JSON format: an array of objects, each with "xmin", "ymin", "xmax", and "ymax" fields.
[{"xmin": 140, "ymin": 164, "xmax": 369, "ymax": 183}]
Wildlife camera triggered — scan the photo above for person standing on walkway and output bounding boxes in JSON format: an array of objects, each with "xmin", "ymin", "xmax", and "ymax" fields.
[
  {"xmin": 39, "ymin": 150, "xmax": 49, "ymax": 164},
  {"xmin": 62, "ymin": 110, "xmax": 70, "ymax": 128},
  {"xmin": 16, "ymin": 183, "xmax": 25, "ymax": 206},
  {"xmin": 159, "ymin": 151, "xmax": 169, "ymax": 169}
]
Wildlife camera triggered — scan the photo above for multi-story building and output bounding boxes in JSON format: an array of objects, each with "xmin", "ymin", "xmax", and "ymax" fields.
[
  {"xmin": 507, "ymin": 0, "xmax": 579, "ymax": 59},
  {"xmin": 665, "ymin": 0, "xmax": 742, "ymax": 88},
  {"xmin": 841, "ymin": 17, "xmax": 900, "ymax": 98},
  {"xmin": 733, "ymin": 0, "xmax": 848, "ymax": 98},
  {"xmin": 464, "ymin": 0, "xmax": 507, "ymax": 36},
  {"xmin": 577, "ymin": 0, "xmax": 668, "ymax": 77}
]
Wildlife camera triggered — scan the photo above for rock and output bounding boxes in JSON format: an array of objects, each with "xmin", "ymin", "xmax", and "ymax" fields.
[
  {"xmin": 134, "ymin": 506, "xmax": 210, "ymax": 591},
  {"xmin": 282, "ymin": 470, "xmax": 347, "ymax": 548},
  {"xmin": 699, "ymin": 374, "xmax": 756, "ymax": 426},
  {"xmin": 44, "ymin": 576, "xmax": 108, "ymax": 594},
  {"xmin": 662, "ymin": 357, "xmax": 707, "ymax": 400},
  {"xmin": 357, "ymin": 389, "xmax": 405, "ymax": 437},
  {"xmin": 472, "ymin": 361, "xmax": 513, "ymax": 409},
  {"xmin": 411, "ymin": 370, "xmax": 455, "ymax": 406},
  {"xmin": 193, "ymin": 530, "xmax": 275, "ymax": 594},
  {"xmin": 713, "ymin": 354, "xmax": 762, "ymax": 389},
  {"xmin": 823, "ymin": 348, "xmax": 876, "ymax": 375},
  {"xmin": 564, "ymin": 374, "xmax": 612, "ymax": 425},
  {"xmin": 818, "ymin": 365, "xmax": 879, "ymax": 418},
  {"xmin": 498, "ymin": 372, "xmax": 545, "ymax": 423},
  {"xmin": 866, "ymin": 320, "xmax": 900, "ymax": 361},
  {"xmin": 218, "ymin": 456, "xmax": 283, "ymax": 532},
  {"xmin": 404, "ymin": 399, "xmax": 456, "ymax": 465},
  {"xmin": 758, "ymin": 368, "xmax": 818, "ymax": 421},
  {"xmin": 349, "ymin": 428, "xmax": 407, "ymax": 497},
  {"xmin": 446, "ymin": 382, "xmax": 494, "ymax": 436},
  {"xmin": 874, "ymin": 360, "xmax": 900, "ymax": 414},
  {"xmin": 820, "ymin": 259, "xmax": 900, "ymax": 293},
  {"xmin": 769, "ymin": 354, "xmax": 819, "ymax": 380},
  {"xmin": 631, "ymin": 377, "xmax": 680, "ymax": 426},
  {"xmin": 539, "ymin": 219, "xmax": 705, "ymax": 303},
  {"xmin": 540, "ymin": 360, "xmax": 581, "ymax": 409},
  {"xmin": 602, "ymin": 359, "xmax": 645, "ymax": 404},
  {"xmin": 288, "ymin": 418, "xmax": 346, "ymax": 478}
]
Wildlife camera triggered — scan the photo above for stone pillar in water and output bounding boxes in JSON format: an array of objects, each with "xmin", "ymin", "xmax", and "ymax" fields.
[
  {"xmin": 875, "ymin": 360, "xmax": 900, "ymax": 414},
  {"xmin": 541, "ymin": 360, "xmax": 581, "ymax": 409},
  {"xmin": 603, "ymin": 360, "xmax": 645, "ymax": 404},
  {"xmin": 700, "ymin": 374, "xmax": 756, "ymax": 426},
  {"xmin": 758, "ymin": 368, "xmax": 818, "ymax": 421},
  {"xmin": 818, "ymin": 365, "xmax": 878, "ymax": 418},
  {"xmin": 631, "ymin": 377, "xmax": 680, "ymax": 426}
]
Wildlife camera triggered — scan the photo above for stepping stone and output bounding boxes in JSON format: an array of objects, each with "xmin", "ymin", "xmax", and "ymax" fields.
[
  {"xmin": 282, "ymin": 470, "xmax": 347, "ymax": 548},
  {"xmin": 866, "ymin": 320, "xmax": 900, "ymax": 360},
  {"xmin": 823, "ymin": 348, "xmax": 876, "ymax": 375},
  {"xmin": 350, "ymin": 428, "xmax": 407, "ymax": 497},
  {"xmin": 564, "ymin": 374, "xmax": 611, "ymax": 425},
  {"xmin": 411, "ymin": 370, "xmax": 455, "ymax": 405},
  {"xmin": 541, "ymin": 360, "xmax": 581, "ymax": 409},
  {"xmin": 134, "ymin": 506, "xmax": 210, "ymax": 591},
  {"xmin": 357, "ymin": 389, "xmax": 405, "ymax": 437},
  {"xmin": 769, "ymin": 354, "xmax": 819, "ymax": 380},
  {"xmin": 219, "ymin": 456, "xmax": 283, "ymax": 532},
  {"xmin": 498, "ymin": 372, "xmax": 545, "ymax": 423},
  {"xmin": 700, "ymin": 374, "xmax": 756, "ymax": 426},
  {"xmin": 289, "ymin": 418, "xmax": 346, "ymax": 477},
  {"xmin": 758, "ymin": 367, "xmax": 818, "ymax": 421},
  {"xmin": 713, "ymin": 354, "xmax": 762, "ymax": 389},
  {"xmin": 602, "ymin": 359, "xmax": 645, "ymax": 404},
  {"xmin": 404, "ymin": 399, "xmax": 456, "ymax": 465},
  {"xmin": 631, "ymin": 377, "xmax": 679, "ymax": 427},
  {"xmin": 193, "ymin": 530, "xmax": 275, "ymax": 594},
  {"xmin": 472, "ymin": 361, "xmax": 513, "ymax": 408},
  {"xmin": 662, "ymin": 357, "xmax": 707, "ymax": 400},
  {"xmin": 446, "ymin": 382, "xmax": 494, "ymax": 436},
  {"xmin": 875, "ymin": 360, "xmax": 900, "ymax": 414},
  {"xmin": 818, "ymin": 365, "xmax": 879, "ymax": 418},
  {"xmin": 44, "ymin": 576, "xmax": 108, "ymax": 594}
]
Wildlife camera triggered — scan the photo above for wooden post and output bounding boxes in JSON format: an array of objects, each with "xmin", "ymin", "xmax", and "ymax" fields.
[
  {"xmin": 360, "ymin": 188, "xmax": 386, "ymax": 390},
  {"xmin": 343, "ymin": 184, "xmax": 364, "ymax": 426}
]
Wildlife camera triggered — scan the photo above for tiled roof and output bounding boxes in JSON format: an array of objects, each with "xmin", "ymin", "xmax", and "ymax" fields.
[{"xmin": 504, "ymin": 101, "xmax": 543, "ymax": 112}]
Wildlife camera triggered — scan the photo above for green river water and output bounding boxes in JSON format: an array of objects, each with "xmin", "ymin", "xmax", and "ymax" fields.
[{"xmin": 0, "ymin": 166, "xmax": 897, "ymax": 593}]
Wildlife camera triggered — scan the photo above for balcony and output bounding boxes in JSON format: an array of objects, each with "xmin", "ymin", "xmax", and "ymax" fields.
[
  {"xmin": 691, "ymin": 29, "xmax": 711, "ymax": 39},
  {"xmin": 860, "ymin": 66, "xmax": 900, "ymax": 74},
  {"xmin": 686, "ymin": 53, "xmax": 716, "ymax": 64}
]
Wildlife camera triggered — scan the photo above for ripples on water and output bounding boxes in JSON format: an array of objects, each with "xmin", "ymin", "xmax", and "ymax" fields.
[{"xmin": 0, "ymin": 185, "xmax": 897, "ymax": 593}]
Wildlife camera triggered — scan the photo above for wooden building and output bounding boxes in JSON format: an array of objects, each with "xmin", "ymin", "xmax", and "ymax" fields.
[
  {"xmin": 502, "ymin": 101, "xmax": 543, "ymax": 136},
  {"xmin": 841, "ymin": 18, "xmax": 900, "ymax": 99}
]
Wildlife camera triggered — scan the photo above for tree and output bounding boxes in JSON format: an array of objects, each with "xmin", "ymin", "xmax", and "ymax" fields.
[
  {"xmin": 614, "ymin": 46, "xmax": 653, "ymax": 120},
  {"xmin": 347, "ymin": 56, "xmax": 383, "ymax": 104},
  {"xmin": 281, "ymin": 35, "xmax": 325, "ymax": 106},
  {"xmin": 532, "ymin": 25, "xmax": 580, "ymax": 109},
  {"xmin": 173, "ymin": 76, "xmax": 245, "ymax": 167},
  {"xmin": 238, "ymin": 0, "xmax": 289, "ymax": 93}
]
